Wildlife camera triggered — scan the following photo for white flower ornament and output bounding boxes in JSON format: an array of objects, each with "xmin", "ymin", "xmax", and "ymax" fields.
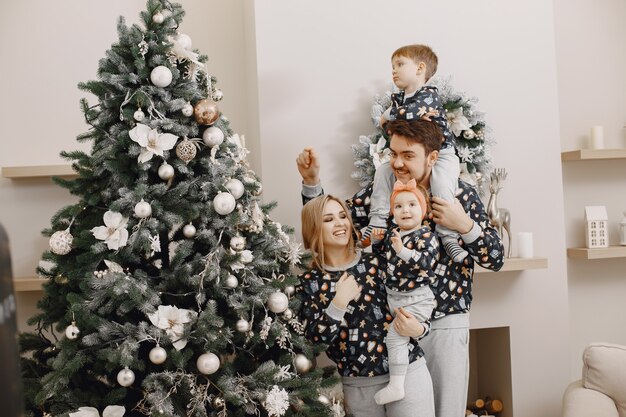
[
  {"xmin": 69, "ymin": 406, "xmax": 125, "ymax": 417},
  {"xmin": 147, "ymin": 305, "xmax": 197, "ymax": 350},
  {"xmin": 91, "ymin": 211, "xmax": 129, "ymax": 250},
  {"xmin": 129, "ymin": 123, "xmax": 178, "ymax": 163},
  {"xmin": 446, "ymin": 107, "xmax": 472, "ymax": 137}
]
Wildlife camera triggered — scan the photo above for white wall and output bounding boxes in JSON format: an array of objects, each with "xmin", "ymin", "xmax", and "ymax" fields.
[
  {"xmin": 0, "ymin": 0, "xmax": 252, "ymax": 327},
  {"xmin": 553, "ymin": 0, "xmax": 626, "ymax": 379},
  {"xmin": 252, "ymin": 1, "xmax": 570, "ymax": 416}
]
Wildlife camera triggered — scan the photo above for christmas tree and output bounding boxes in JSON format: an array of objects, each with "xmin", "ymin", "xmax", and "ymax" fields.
[{"xmin": 19, "ymin": 2, "xmax": 336, "ymax": 416}]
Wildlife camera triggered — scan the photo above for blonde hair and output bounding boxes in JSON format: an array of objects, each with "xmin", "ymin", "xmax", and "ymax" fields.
[
  {"xmin": 392, "ymin": 44, "xmax": 438, "ymax": 81},
  {"xmin": 301, "ymin": 195, "xmax": 356, "ymax": 271}
]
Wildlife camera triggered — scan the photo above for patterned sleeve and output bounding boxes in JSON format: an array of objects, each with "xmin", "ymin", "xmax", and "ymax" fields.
[
  {"xmin": 460, "ymin": 184, "xmax": 505, "ymax": 271},
  {"xmin": 297, "ymin": 271, "xmax": 343, "ymax": 345},
  {"xmin": 393, "ymin": 228, "xmax": 440, "ymax": 280}
]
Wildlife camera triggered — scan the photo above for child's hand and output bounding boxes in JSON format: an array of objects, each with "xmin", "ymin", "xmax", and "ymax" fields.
[
  {"xmin": 420, "ymin": 109, "xmax": 438, "ymax": 121},
  {"xmin": 390, "ymin": 229, "xmax": 404, "ymax": 253},
  {"xmin": 371, "ymin": 228, "xmax": 386, "ymax": 242},
  {"xmin": 332, "ymin": 272, "xmax": 362, "ymax": 310}
]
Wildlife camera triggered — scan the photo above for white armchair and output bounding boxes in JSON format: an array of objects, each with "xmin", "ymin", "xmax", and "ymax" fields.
[{"xmin": 562, "ymin": 343, "xmax": 626, "ymax": 417}]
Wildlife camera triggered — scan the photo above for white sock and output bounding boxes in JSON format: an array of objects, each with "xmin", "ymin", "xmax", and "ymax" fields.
[{"xmin": 374, "ymin": 374, "xmax": 406, "ymax": 405}]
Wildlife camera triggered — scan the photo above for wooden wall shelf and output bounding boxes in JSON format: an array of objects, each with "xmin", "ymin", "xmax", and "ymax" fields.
[
  {"xmin": 561, "ymin": 149, "xmax": 626, "ymax": 161},
  {"xmin": 13, "ymin": 277, "xmax": 46, "ymax": 292},
  {"xmin": 475, "ymin": 257, "xmax": 548, "ymax": 273},
  {"xmin": 567, "ymin": 246, "xmax": 626, "ymax": 260},
  {"xmin": 2, "ymin": 164, "xmax": 76, "ymax": 179}
]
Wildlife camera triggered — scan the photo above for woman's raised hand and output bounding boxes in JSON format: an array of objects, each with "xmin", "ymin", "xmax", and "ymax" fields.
[{"xmin": 332, "ymin": 272, "xmax": 362, "ymax": 309}]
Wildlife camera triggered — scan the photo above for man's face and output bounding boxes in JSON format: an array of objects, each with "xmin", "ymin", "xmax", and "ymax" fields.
[{"xmin": 389, "ymin": 135, "xmax": 437, "ymax": 187}]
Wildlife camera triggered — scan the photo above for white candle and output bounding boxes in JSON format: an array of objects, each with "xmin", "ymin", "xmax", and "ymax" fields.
[
  {"xmin": 590, "ymin": 126, "xmax": 604, "ymax": 149},
  {"xmin": 517, "ymin": 232, "xmax": 534, "ymax": 259}
]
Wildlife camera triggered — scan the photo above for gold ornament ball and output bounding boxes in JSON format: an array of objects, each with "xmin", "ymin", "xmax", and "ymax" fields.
[
  {"xmin": 176, "ymin": 138, "xmax": 197, "ymax": 164},
  {"xmin": 193, "ymin": 99, "xmax": 219, "ymax": 125},
  {"xmin": 50, "ymin": 230, "xmax": 73, "ymax": 255}
]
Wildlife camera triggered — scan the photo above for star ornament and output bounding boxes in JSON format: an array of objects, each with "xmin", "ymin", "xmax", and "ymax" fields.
[
  {"xmin": 129, "ymin": 123, "xmax": 178, "ymax": 163},
  {"xmin": 91, "ymin": 211, "xmax": 129, "ymax": 250}
]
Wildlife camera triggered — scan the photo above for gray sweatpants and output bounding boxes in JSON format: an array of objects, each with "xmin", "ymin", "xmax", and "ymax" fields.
[
  {"xmin": 419, "ymin": 314, "xmax": 470, "ymax": 417},
  {"xmin": 342, "ymin": 357, "xmax": 434, "ymax": 417},
  {"xmin": 386, "ymin": 286, "xmax": 435, "ymax": 376}
]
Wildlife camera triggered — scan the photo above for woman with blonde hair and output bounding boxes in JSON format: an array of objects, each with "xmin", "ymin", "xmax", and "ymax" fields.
[{"xmin": 298, "ymin": 195, "xmax": 434, "ymax": 417}]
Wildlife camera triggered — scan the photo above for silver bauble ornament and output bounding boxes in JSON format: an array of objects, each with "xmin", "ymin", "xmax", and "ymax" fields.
[
  {"xmin": 284, "ymin": 285, "xmax": 296, "ymax": 297},
  {"xmin": 224, "ymin": 274, "xmax": 239, "ymax": 289},
  {"xmin": 65, "ymin": 321, "xmax": 80, "ymax": 339},
  {"xmin": 117, "ymin": 367, "xmax": 136, "ymax": 387},
  {"xmin": 267, "ymin": 292, "xmax": 289, "ymax": 314},
  {"xmin": 150, "ymin": 66, "xmax": 173, "ymax": 88},
  {"xmin": 176, "ymin": 137, "xmax": 197, "ymax": 164},
  {"xmin": 183, "ymin": 223, "xmax": 197, "ymax": 238},
  {"xmin": 294, "ymin": 353, "xmax": 312, "ymax": 374},
  {"xmin": 193, "ymin": 99, "xmax": 219, "ymax": 125},
  {"xmin": 213, "ymin": 192, "xmax": 236, "ymax": 215},
  {"xmin": 158, "ymin": 162, "xmax": 175, "ymax": 180},
  {"xmin": 282, "ymin": 308, "xmax": 293, "ymax": 320},
  {"xmin": 211, "ymin": 89, "xmax": 224, "ymax": 102},
  {"xmin": 133, "ymin": 108, "xmax": 145, "ymax": 122},
  {"xmin": 230, "ymin": 234, "xmax": 246, "ymax": 251},
  {"xmin": 196, "ymin": 352, "xmax": 220, "ymax": 375},
  {"xmin": 202, "ymin": 126, "xmax": 224, "ymax": 147},
  {"xmin": 134, "ymin": 199, "xmax": 152, "ymax": 218},
  {"xmin": 317, "ymin": 394, "xmax": 331, "ymax": 406},
  {"xmin": 225, "ymin": 178, "xmax": 244, "ymax": 199},
  {"xmin": 174, "ymin": 33, "xmax": 192, "ymax": 50},
  {"xmin": 152, "ymin": 11, "xmax": 164, "ymax": 23},
  {"xmin": 181, "ymin": 102, "xmax": 194, "ymax": 117},
  {"xmin": 235, "ymin": 319, "xmax": 250, "ymax": 333},
  {"xmin": 212, "ymin": 397, "xmax": 225, "ymax": 408},
  {"xmin": 253, "ymin": 183, "xmax": 263, "ymax": 196},
  {"xmin": 149, "ymin": 345, "xmax": 167, "ymax": 365},
  {"xmin": 50, "ymin": 230, "xmax": 73, "ymax": 255}
]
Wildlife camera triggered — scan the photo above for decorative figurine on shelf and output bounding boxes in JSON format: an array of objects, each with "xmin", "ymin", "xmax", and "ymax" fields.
[
  {"xmin": 487, "ymin": 168, "xmax": 512, "ymax": 258},
  {"xmin": 585, "ymin": 206, "xmax": 609, "ymax": 248},
  {"xmin": 619, "ymin": 211, "xmax": 626, "ymax": 246}
]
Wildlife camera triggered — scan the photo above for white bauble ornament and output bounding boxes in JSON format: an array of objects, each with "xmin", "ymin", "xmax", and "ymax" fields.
[
  {"xmin": 134, "ymin": 108, "xmax": 145, "ymax": 122},
  {"xmin": 212, "ymin": 397, "xmax": 225, "ymax": 408},
  {"xmin": 284, "ymin": 285, "xmax": 296, "ymax": 297},
  {"xmin": 176, "ymin": 137, "xmax": 197, "ymax": 164},
  {"xmin": 294, "ymin": 353, "xmax": 312, "ymax": 374},
  {"xmin": 224, "ymin": 274, "xmax": 238, "ymax": 289},
  {"xmin": 65, "ymin": 321, "xmax": 80, "ymax": 339},
  {"xmin": 213, "ymin": 192, "xmax": 236, "ymax": 215},
  {"xmin": 50, "ymin": 230, "xmax": 73, "ymax": 255},
  {"xmin": 211, "ymin": 89, "xmax": 224, "ymax": 102},
  {"xmin": 117, "ymin": 367, "xmax": 136, "ymax": 386},
  {"xmin": 240, "ymin": 250, "xmax": 253, "ymax": 264},
  {"xmin": 152, "ymin": 12, "xmax": 164, "ymax": 23},
  {"xmin": 282, "ymin": 308, "xmax": 293, "ymax": 320},
  {"xmin": 196, "ymin": 352, "xmax": 220, "ymax": 375},
  {"xmin": 183, "ymin": 223, "xmax": 196, "ymax": 238},
  {"xmin": 134, "ymin": 199, "xmax": 152, "ymax": 218},
  {"xmin": 230, "ymin": 234, "xmax": 246, "ymax": 251},
  {"xmin": 202, "ymin": 126, "xmax": 224, "ymax": 147},
  {"xmin": 317, "ymin": 394, "xmax": 331, "ymax": 406},
  {"xmin": 181, "ymin": 102, "xmax": 194, "ymax": 117},
  {"xmin": 235, "ymin": 319, "xmax": 250, "ymax": 333},
  {"xmin": 150, "ymin": 66, "xmax": 173, "ymax": 88},
  {"xmin": 149, "ymin": 345, "xmax": 167, "ymax": 365},
  {"xmin": 253, "ymin": 183, "xmax": 263, "ymax": 196},
  {"xmin": 267, "ymin": 292, "xmax": 289, "ymax": 314},
  {"xmin": 175, "ymin": 33, "xmax": 192, "ymax": 50},
  {"xmin": 158, "ymin": 162, "xmax": 175, "ymax": 180},
  {"xmin": 225, "ymin": 178, "xmax": 244, "ymax": 199}
]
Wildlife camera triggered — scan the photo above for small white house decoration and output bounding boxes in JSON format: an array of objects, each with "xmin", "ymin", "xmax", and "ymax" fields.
[{"xmin": 585, "ymin": 206, "xmax": 609, "ymax": 248}]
